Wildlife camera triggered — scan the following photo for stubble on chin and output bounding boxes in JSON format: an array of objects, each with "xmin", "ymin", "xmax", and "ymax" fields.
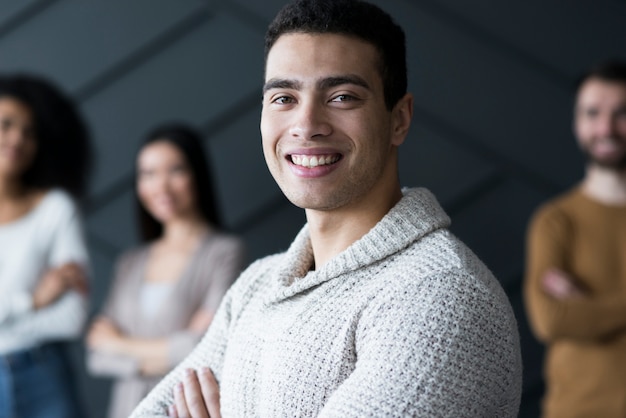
[{"xmin": 582, "ymin": 149, "xmax": 626, "ymax": 171}]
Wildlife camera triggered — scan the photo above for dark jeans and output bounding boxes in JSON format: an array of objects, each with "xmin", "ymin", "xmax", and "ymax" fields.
[{"xmin": 0, "ymin": 343, "xmax": 82, "ymax": 418}]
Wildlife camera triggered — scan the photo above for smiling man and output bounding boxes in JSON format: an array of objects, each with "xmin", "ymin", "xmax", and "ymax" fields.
[
  {"xmin": 131, "ymin": 0, "xmax": 522, "ymax": 416},
  {"xmin": 524, "ymin": 60, "xmax": 626, "ymax": 418}
]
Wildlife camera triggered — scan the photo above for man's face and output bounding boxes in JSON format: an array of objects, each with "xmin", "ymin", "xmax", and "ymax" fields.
[
  {"xmin": 575, "ymin": 78, "xmax": 626, "ymax": 170},
  {"xmin": 261, "ymin": 33, "xmax": 409, "ymax": 212}
]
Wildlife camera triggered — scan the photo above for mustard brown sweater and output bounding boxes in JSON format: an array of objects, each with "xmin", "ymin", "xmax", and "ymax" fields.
[{"xmin": 525, "ymin": 186, "xmax": 626, "ymax": 418}]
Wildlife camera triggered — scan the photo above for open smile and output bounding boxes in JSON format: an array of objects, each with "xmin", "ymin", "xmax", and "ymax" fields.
[{"xmin": 289, "ymin": 153, "xmax": 342, "ymax": 168}]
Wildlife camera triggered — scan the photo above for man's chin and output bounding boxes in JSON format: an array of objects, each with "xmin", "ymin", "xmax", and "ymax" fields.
[
  {"xmin": 584, "ymin": 151, "xmax": 626, "ymax": 171},
  {"xmin": 284, "ymin": 193, "xmax": 344, "ymax": 212},
  {"xmin": 594, "ymin": 158, "xmax": 626, "ymax": 171}
]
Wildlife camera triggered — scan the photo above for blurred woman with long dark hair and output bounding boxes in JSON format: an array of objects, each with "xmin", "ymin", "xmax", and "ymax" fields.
[{"xmin": 86, "ymin": 123, "xmax": 246, "ymax": 418}]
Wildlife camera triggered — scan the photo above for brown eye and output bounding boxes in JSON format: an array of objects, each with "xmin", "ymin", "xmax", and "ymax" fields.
[
  {"xmin": 331, "ymin": 94, "xmax": 355, "ymax": 102},
  {"xmin": 274, "ymin": 96, "xmax": 294, "ymax": 104}
]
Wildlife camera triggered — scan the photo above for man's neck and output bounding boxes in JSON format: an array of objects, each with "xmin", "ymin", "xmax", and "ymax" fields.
[
  {"xmin": 306, "ymin": 187, "xmax": 403, "ymax": 270},
  {"xmin": 581, "ymin": 164, "xmax": 626, "ymax": 205}
]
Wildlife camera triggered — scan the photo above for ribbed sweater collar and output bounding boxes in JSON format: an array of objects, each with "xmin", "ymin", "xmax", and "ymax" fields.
[{"xmin": 265, "ymin": 187, "xmax": 451, "ymax": 304}]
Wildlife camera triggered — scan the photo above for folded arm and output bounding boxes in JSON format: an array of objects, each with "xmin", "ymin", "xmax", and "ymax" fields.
[
  {"xmin": 524, "ymin": 208, "xmax": 626, "ymax": 342},
  {"xmin": 128, "ymin": 288, "xmax": 234, "ymax": 418},
  {"xmin": 86, "ymin": 309, "xmax": 214, "ymax": 378}
]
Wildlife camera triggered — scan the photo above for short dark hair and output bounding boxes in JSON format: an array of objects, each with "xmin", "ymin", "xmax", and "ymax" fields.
[
  {"xmin": 136, "ymin": 123, "xmax": 222, "ymax": 242},
  {"xmin": 265, "ymin": 0, "xmax": 407, "ymax": 110},
  {"xmin": 575, "ymin": 59, "xmax": 626, "ymax": 92},
  {"xmin": 0, "ymin": 74, "xmax": 91, "ymax": 198}
]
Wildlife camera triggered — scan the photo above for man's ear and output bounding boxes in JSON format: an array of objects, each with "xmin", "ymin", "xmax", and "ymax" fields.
[{"xmin": 390, "ymin": 93, "xmax": 413, "ymax": 146}]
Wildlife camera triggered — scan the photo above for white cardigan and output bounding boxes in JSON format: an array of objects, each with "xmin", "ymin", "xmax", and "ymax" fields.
[
  {"xmin": 0, "ymin": 189, "xmax": 89, "ymax": 354},
  {"xmin": 132, "ymin": 188, "xmax": 522, "ymax": 417}
]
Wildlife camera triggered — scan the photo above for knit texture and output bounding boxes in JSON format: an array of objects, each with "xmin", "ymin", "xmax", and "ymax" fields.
[{"xmin": 131, "ymin": 187, "xmax": 522, "ymax": 417}]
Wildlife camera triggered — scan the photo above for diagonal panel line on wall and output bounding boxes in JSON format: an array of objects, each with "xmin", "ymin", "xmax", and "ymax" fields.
[
  {"xmin": 416, "ymin": 104, "xmax": 562, "ymax": 196},
  {"xmin": 217, "ymin": 1, "xmax": 271, "ymax": 35},
  {"xmin": 74, "ymin": 8, "xmax": 213, "ymax": 102},
  {"xmin": 86, "ymin": 230, "xmax": 122, "ymax": 260},
  {"xmin": 200, "ymin": 89, "xmax": 261, "ymax": 139},
  {"xmin": 231, "ymin": 193, "xmax": 291, "ymax": 235},
  {"xmin": 83, "ymin": 89, "xmax": 262, "ymax": 215},
  {"xmin": 83, "ymin": 89, "xmax": 268, "ymax": 259},
  {"xmin": 0, "ymin": 0, "xmax": 60, "ymax": 40},
  {"xmin": 406, "ymin": 0, "xmax": 574, "ymax": 91},
  {"xmin": 442, "ymin": 171, "xmax": 505, "ymax": 217},
  {"xmin": 82, "ymin": 174, "xmax": 134, "ymax": 216},
  {"xmin": 198, "ymin": 89, "xmax": 301, "ymax": 234}
]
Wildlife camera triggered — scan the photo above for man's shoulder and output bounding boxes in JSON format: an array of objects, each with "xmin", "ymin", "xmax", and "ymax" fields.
[
  {"xmin": 532, "ymin": 187, "xmax": 582, "ymax": 220},
  {"xmin": 527, "ymin": 188, "xmax": 586, "ymax": 237},
  {"xmin": 361, "ymin": 237, "xmax": 518, "ymax": 353},
  {"xmin": 399, "ymin": 228, "xmax": 492, "ymax": 278},
  {"xmin": 375, "ymin": 231, "xmax": 509, "ymax": 309}
]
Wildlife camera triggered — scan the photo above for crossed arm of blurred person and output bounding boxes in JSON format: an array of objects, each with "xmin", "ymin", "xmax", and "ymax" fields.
[
  {"xmin": 0, "ymin": 262, "xmax": 88, "ymax": 338},
  {"xmin": 86, "ymin": 309, "xmax": 214, "ymax": 377},
  {"xmin": 540, "ymin": 268, "xmax": 586, "ymax": 300},
  {"xmin": 524, "ymin": 210, "xmax": 626, "ymax": 343},
  {"xmin": 0, "ymin": 198, "xmax": 90, "ymax": 343},
  {"xmin": 31, "ymin": 262, "xmax": 89, "ymax": 310}
]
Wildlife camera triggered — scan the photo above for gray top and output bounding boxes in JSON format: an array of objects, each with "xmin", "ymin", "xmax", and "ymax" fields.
[
  {"xmin": 87, "ymin": 232, "xmax": 246, "ymax": 418},
  {"xmin": 131, "ymin": 188, "xmax": 522, "ymax": 417}
]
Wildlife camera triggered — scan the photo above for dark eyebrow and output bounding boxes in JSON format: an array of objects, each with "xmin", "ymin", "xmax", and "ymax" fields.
[
  {"xmin": 317, "ymin": 75, "xmax": 370, "ymax": 91},
  {"xmin": 262, "ymin": 75, "xmax": 370, "ymax": 95},
  {"xmin": 263, "ymin": 79, "xmax": 302, "ymax": 95}
]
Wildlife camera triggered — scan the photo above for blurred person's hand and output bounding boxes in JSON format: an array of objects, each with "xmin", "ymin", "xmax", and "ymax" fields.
[
  {"xmin": 542, "ymin": 268, "xmax": 585, "ymax": 300},
  {"xmin": 86, "ymin": 317, "xmax": 124, "ymax": 353},
  {"xmin": 32, "ymin": 262, "xmax": 88, "ymax": 309}
]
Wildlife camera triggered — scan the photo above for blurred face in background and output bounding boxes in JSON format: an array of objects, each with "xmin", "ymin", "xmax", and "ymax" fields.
[
  {"xmin": 0, "ymin": 97, "xmax": 37, "ymax": 182},
  {"xmin": 136, "ymin": 140, "xmax": 199, "ymax": 224},
  {"xmin": 575, "ymin": 78, "xmax": 626, "ymax": 170}
]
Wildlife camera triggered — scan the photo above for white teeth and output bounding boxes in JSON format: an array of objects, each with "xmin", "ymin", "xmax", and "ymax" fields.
[{"xmin": 291, "ymin": 154, "xmax": 339, "ymax": 168}]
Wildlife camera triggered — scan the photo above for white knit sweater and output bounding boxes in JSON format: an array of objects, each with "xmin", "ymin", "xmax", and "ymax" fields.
[{"xmin": 131, "ymin": 188, "xmax": 522, "ymax": 417}]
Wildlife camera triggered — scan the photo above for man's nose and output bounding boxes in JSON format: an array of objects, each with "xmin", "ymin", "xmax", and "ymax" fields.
[
  {"xmin": 597, "ymin": 114, "xmax": 617, "ymax": 138},
  {"xmin": 288, "ymin": 100, "xmax": 332, "ymax": 140}
]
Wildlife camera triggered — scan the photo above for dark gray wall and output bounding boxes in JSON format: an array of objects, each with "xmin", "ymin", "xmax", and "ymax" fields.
[{"xmin": 1, "ymin": 1, "xmax": 625, "ymax": 417}]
